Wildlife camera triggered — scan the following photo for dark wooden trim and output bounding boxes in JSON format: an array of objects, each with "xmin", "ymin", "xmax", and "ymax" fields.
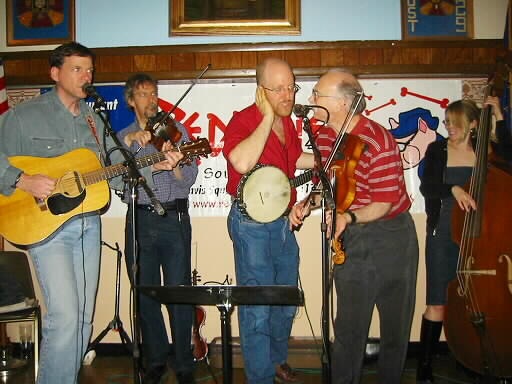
[{"xmin": 0, "ymin": 39, "xmax": 505, "ymax": 86}]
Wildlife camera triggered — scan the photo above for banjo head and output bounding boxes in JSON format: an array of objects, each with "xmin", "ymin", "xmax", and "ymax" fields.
[{"xmin": 238, "ymin": 165, "xmax": 291, "ymax": 223}]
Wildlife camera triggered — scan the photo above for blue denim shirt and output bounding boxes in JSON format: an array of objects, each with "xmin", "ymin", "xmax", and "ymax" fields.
[{"xmin": 0, "ymin": 88, "xmax": 144, "ymax": 195}]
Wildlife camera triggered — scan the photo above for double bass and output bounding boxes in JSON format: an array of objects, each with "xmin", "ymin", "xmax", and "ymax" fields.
[{"xmin": 445, "ymin": 70, "xmax": 512, "ymax": 379}]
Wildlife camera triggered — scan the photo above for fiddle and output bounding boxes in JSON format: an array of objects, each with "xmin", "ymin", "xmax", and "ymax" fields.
[
  {"xmin": 145, "ymin": 112, "xmax": 182, "ymax": 151},
  {"xmin": 317, "ymin": 91, "xmax": 365, "ymax": 265},
  {"xmin": 330, "ymin": 133, "xmax": 366, "ymax": 264},
  {"xmin": 191, "ymin": 246, "xmax": 208, "ymax": 361}
]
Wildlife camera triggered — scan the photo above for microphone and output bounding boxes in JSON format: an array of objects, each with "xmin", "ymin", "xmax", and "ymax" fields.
[
  {"xmin": 82, "ymin": 83, "xmax": 106, "ymax": 107},
  {"xmin": 294, "ymin": 104, "xmax": 330, "ymax": 124},
  {"xmin": 293, "ymin": 104, "xmax": 315, "ymax": 118}
]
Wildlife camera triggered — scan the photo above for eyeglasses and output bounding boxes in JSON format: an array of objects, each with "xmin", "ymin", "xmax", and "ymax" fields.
[
  {"xmin": 311, "ymin": 88, "xmax": 342, "ymax": 99},
  {"xmin": 261, "ymin": 84, "xmax": 301, "ymax": 94},
  {"xmin": 134, "ymin": 91, "xmax": 158, "ymax": 98}
]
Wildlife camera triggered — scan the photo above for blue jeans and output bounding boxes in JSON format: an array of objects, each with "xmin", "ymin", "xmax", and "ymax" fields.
[
  {"xmin": 29, "ymin": 215, "xmax": 101, "ymax": 384},
  {"xmin": 227, "ymin": 204, "xmax": 299, "ymax": 384},
  {"xmin": 125, "ymin": 206, "xmax": 194, "ymax": 374}
]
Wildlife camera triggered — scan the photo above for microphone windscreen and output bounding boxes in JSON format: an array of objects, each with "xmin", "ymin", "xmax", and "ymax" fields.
[
  {"xmin": 293, "ymin": 104, "xmax": 306, "ymax": 117},
  {"xmin": 82, "ymin": 83, "xmax": 95, "ymax": 96}
]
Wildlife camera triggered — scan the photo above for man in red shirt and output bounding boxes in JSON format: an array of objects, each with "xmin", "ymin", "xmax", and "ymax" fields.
[
  {"xmin": 223, "ymin": 58, "xmax": 313, "ymax": 384},
  {"xmin": 310, "ymin": 69, "xmax": 419, "ymax": 384}
]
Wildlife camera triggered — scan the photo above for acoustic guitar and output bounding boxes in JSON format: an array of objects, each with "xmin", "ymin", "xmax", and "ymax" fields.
[{"xmin": 0, "ymin": 138, "xmax": 211, "ymax": 248}]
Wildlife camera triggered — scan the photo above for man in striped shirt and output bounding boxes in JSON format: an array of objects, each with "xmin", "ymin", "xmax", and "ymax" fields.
[{"xmin": 310, "ymin": 69, "xmax": 419, "ymax": 384}]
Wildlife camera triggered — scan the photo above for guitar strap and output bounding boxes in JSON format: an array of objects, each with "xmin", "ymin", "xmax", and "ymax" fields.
[{"xmin": 85, "ymin": 108, "xmax": 108, "ymax": 166}]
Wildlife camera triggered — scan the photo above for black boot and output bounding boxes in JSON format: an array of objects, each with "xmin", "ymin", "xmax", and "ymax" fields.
[{"xmin": 416, "ymin": 316, "xmax": 442, "ymax": 383}]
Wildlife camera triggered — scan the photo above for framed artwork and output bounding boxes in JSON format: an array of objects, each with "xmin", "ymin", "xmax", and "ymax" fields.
[
  {"xmin": 170, "ymin": 0, "xmax": 301, "ymax": 36},
  {"xmin": 6, "ymin": 0, "xmax": 75, "ymax": 46},
  {"xmin": 401, "ymin": 0, "xmax": 473, "ymax": 40}
]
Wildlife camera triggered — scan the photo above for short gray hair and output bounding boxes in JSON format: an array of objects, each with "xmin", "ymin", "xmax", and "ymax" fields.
[{"xmin": 327, "ymin": 68, "xmax": 366, "ymax": 114}]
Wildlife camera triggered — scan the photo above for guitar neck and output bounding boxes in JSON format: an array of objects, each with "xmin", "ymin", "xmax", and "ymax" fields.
[
  {"xmin": 290, "ymin": 169, "xmax": 313, "ymax": 188},
  {"xmin": 82, "ymin": 151, "xmax": 169, "ymax": 186}
]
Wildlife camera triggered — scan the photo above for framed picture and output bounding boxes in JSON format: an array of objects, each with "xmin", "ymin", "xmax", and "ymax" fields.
[
  {"xmin": 170, "ymin": 0, "xmax": 301, "ymax": 36},
  {"xmin": 6, "ymin": 0, "xmax": 75, "ymax": 46},
  {"xmin": 401, "ymin": 0, "xmax": 473, "ymax": 40}
]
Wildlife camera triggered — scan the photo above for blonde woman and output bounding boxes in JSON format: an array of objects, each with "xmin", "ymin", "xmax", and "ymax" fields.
[{"xmin": 417, "ymin": 96, "xmax": 505, "ymax": 383}]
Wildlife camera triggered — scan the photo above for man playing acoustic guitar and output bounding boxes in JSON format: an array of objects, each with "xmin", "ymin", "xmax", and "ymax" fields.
[{"xmin": 0, "ymin": 43, "xmax": 182, "ymax": 384}]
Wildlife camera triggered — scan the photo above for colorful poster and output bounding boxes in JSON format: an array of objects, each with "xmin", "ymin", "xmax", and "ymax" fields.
[{"xmin": 402, "ymin": 0, "xmax": 472, "ymax": 39}]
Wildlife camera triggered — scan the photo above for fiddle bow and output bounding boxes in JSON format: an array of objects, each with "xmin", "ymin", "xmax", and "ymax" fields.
[{"xmin": 146, "ymin": 64, "xmax": 211, "ymax": 150}]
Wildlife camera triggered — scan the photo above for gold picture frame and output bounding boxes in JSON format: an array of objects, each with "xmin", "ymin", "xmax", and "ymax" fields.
[{"xmin": 170, "ymin": 0, "xmax": 301, "ymax": 36}]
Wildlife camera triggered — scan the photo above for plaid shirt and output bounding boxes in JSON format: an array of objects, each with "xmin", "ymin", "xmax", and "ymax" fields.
[{"xmin": 117, "ymin": 120, "xmax": 198, "ymax": 205}]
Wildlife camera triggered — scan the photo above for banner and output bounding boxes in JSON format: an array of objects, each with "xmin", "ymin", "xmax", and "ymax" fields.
[{"xmin": 8, "ymin": 78, "xmax": 487, "ymax": 218}]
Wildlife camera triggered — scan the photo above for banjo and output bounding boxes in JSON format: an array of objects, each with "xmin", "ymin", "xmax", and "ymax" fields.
[{"xmin": 236, "ymin": 164, "xmax": 313, "ymax": 223}]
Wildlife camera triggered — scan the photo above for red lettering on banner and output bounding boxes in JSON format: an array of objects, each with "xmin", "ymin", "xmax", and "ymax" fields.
[
  {"xmin": 207, "ymin": 113, "xmax": 226, "ymax": 157},
  {"xmin": 158, "ymin": 98, "xmax": 204, "ymax": 142},
  {"xmin": 182, "ymin": 112, "xmax": 202, "ymax": 139},
  {"xmin": 295, "ymin": 117, "xmax": 324, "ymax": 147},
  {"xmin": 309, "ymin": 118, "xmax": 324, "ymax": 136},
  {"xmin": 295, "ymin": 119, "xmax": 303, "ymax": 142},
  {"xmin": 158, "ymin": 99, "xmax": 187, "ymax": 121}
]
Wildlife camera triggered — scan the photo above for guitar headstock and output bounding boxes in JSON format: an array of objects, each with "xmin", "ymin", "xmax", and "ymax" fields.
[{"xmin": 178, "ymin": 138, "xmax": 212, "ymax": 163}]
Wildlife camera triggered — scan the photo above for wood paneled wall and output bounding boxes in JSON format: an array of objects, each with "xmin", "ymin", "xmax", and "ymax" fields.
[{"xmin": 0, "ymin": 39, "xmax": 506, "ymax": 86}]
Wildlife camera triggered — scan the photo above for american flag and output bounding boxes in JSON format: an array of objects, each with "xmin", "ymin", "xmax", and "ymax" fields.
[
  {"xmin": 0, "ymin": 58, "xmax": 8, "ymax": 115},
  {"xmin": 0, "ymin": 59, "xmax": 5, "ymax": 248}
]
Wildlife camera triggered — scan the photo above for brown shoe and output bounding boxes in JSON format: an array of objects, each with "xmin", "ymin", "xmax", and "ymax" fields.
[{"xmin": 275, "ymin": 363, "xmax": 301, "ymax": 383}]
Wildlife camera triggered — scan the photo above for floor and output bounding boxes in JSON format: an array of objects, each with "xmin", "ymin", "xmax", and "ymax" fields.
[{"xmin": 1, "ymin": 351, "xmax": 484, "ymax": 384}]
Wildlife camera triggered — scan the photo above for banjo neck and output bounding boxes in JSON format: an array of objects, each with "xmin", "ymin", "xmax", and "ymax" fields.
[{"xmin": 290, "ymin": 169, "xmax": 313, "ymax": 188}]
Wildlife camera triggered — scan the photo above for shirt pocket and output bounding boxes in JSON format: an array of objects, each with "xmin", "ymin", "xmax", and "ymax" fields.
[
  {"xmin": 28, "ymin": 136, "xmax": 66, "ymax": 157},
  {"xmin": 82, "ymin": 138, "xmax": 100, "ymax": 153}
]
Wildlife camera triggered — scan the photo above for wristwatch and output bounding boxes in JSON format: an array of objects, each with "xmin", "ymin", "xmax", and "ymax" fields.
[{"xmin": 345, "ymin": 209, "xmax": 357, "ymax": 225}]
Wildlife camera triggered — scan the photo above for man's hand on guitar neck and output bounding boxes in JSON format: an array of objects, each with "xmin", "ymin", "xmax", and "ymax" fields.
[{"xmin": 16, "ymin": 173, "xmax": 56, "ymax": 200}]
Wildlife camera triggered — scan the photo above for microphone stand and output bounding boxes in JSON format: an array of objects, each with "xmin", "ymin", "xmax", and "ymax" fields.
[
  {"xmin": 90, "ymin": 97, "xmax": 165, "ymax": 384},
  {"xmin": 87, "ymin": 241, "xmax": 132, "ymax": 354},
  {"xmin": 301, "ymin": 116, "xmax": 334, "ymax": 384}
]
